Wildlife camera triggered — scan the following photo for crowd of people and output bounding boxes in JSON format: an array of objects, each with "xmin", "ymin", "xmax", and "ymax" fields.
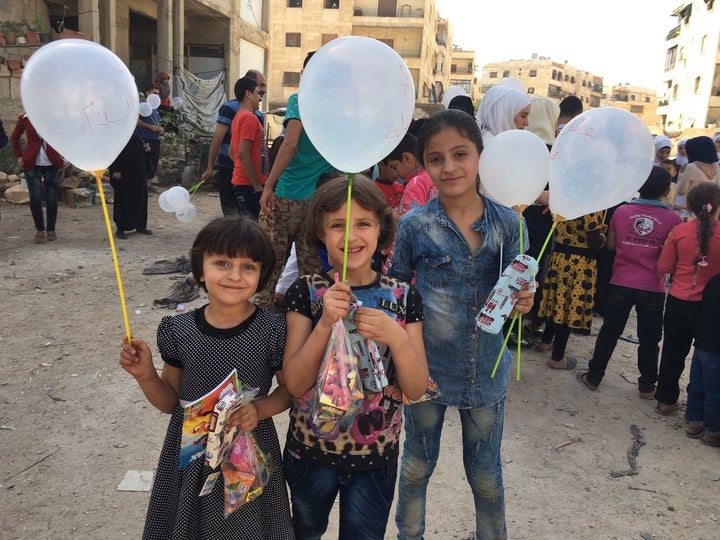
[{"xmin": 10, "ymin": 53, "xmax": 717, "ymax": 538}]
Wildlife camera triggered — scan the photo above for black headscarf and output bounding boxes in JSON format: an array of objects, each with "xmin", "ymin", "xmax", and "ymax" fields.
[
  {"xmin": 448, "ymin": 95, "xmax": 475, "ymax": 118},
  {"xmin": 686, "ymin": 136, "xmax": 718, "ymax": 164}
]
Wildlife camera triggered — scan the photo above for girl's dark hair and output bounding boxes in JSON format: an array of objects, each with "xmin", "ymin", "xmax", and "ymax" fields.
[
  {"xmin": 306, "ymin": 175, "xmax": 395, "ymax": 252},
  {"xmin": 685, "ymin": 182, "xmax": 720, "ymax": 262},
  {"xmin": 190, "ymin": 216, "xmax": 276, "ymax": 292},
  {"xmin": 416, "ymin": 109, "xmax": 484, "ymax": 167}
]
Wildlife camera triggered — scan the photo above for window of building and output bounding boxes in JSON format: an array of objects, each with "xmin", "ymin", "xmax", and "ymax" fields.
[
  {"xmin": 286, "ymin": 33, "xmax": 301, "ymax": 47},
  {"xmin": 695, "ymin": 76, "xmax": 701, "ymax": 93},
  {"xmin": 630, "ymin": 94, "xmax": 636, "ymax": 101},
  {"xmin": 673, "ymin": 84, "xmax": 678, "ymax": 99},
  {"xmin": 564, "ymin": 74, "xmax": 569, "ymax": 82},
  {"xmin": 324, "ymin": 0, "xmax": 339, "ymax": 7},
  {"xmin": 321, "ymin": 33, "xmax": 337, "ymax": 45},
  {"xmin": 481, "ymin": 84, "xmax": 493, "ymax": 93},
  {"xmin": 489, "ymin": 71, "xmax": 498, "ymax": 78},
  {"xmin": 701, "ymin": 34, "xmax": 708, "ymax": 53},
  {"xmin": 529, "ymin": 70, "xmax": 537, "ymax": 77},
  {"xmin": 570, "ymin": 76, "xmax": 575, "ymax": 83},
  {"xmin": 582, "ymin": 80, "xmax": 587, "ymax": 87},
  {"xmin": 552, "ymin": 69, "xmax": 557, "ymax": 80},
  {"xmin": 665, "ymin": 45, "xmax": 677, "ymax": 71},
  {"xmin": 451, "ymin": 64, "xmax": 457, "ymax": 73},
  {"xmin": 527, "ymin": 87, "xmax": 535, "ymax": 94},
  {"xmin": 630, "ymin": 105, "xmax": 644, "ymax": 113},
  {"xmin": 467, "ymin": 62, "xmax": 473, "ymax": 72},
  {"xmin": 503, "ymin": 70, "xmax": 510, "ymax": 77},
  {"xmin": 645, "ymin": 96, "xmax": 650, "ymax": 103},
  {"xmin": 288, "ymin": 0, "xmax": 302, "ymax": 6},
  {"xmin": 283, "ymin": 71, "xmax": 301, "ymax": 86}
]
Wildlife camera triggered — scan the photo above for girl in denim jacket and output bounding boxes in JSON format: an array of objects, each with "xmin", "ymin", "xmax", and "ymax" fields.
[{"xmin": 390, "ymin": 109, "xmax": 534, "ymax": 540}]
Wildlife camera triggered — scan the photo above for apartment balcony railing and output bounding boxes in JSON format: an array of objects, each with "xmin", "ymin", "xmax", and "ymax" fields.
[{"xmin": 353, "ymin": 7, "xmax": 424, "ymax": 17}]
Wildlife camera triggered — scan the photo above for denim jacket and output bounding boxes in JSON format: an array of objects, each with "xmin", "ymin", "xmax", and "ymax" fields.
[{"xmin": 389, "ymin": 196, "xmax": 527, "ymax": 408}]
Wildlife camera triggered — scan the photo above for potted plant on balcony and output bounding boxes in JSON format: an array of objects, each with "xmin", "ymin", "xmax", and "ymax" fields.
[
  {"xmin": 1, "ymin": 21, "xmax": 24, "ymax": 45},
  {"xmin": 23, "ymin": 19, "xmax": 41, "ymax": 45},
  {"xmin": 49, "ymin": 6, "xmax": 90, "ymax": 41}
]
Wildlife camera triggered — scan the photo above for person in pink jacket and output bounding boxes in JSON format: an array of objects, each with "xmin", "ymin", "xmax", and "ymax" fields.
[{"xmin": 655, "ymin": 182, "xmax": 720, "ymax": 415}]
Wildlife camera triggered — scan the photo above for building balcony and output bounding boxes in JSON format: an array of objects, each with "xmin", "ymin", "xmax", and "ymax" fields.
[{"xmin": 353, "ymin": 7, "xmax": 424, "ymax": 18}]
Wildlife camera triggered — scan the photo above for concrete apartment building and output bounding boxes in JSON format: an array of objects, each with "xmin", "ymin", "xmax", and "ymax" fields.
[
  {"xmin": 600, "ymin": 85, "xmax": 660, "ymax": 131},
  {"xmin": 266, "ymin": 0, "xmax": 456, "ymax": 114},
  {"xmin": 657, "ymin": 0, "xmax": 720, "ymax": 132},
  {"xmin": 449, "ymin": 47, "xmax": 478, "ymax": 102},
  {"xmin": 478, "ymin": 57, "xmax": 604, "ymax": 108}
]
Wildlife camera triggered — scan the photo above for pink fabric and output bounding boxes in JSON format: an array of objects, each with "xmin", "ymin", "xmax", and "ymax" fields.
[
  {"xmin": 657, "ymin": 219, "xmax": 720, "ymax": 301},
  {"xmin": 398, "ymin": 168, "xmax": 437, "ymax": 215},
  {"xmin": 609, "ymin": 203, "xmax": 682, "ymax": 292}
]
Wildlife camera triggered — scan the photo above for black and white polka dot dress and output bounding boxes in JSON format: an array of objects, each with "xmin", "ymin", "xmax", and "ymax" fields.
[{"xmin": 142, "ymin": 305, "xmax": 295, "ymax": 540}]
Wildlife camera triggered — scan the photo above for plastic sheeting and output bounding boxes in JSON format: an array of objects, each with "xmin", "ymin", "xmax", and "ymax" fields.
[{"xmin": 173, "ymin": 68, "xmax": 226, "ymax": 135}]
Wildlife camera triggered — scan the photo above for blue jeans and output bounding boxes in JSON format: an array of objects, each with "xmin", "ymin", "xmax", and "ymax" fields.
[
  {"xmin": 395, "ymin": 400, "xmax": 507, "ymax": 540},
  {"xmin": 685, "ymin": 349, "xmax": 720, "ymax": 435},
  {"xmin": 25, "ymin": 166, "xmax": 61, "ymax": 231},
  {"xmin": 587, "ymin": 285, "xmax": 665, "ymax": 389},
  {"xmin": 232, "ymin": 184, "xmax": 261, "ymax": 220},
  {"xmin": 283, "ymin": 450, "xmax": 397, "ymax": 540}
]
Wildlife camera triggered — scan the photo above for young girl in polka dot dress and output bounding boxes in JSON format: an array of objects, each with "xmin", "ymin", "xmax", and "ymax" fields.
[
  {"xmin": 119, "ymin": 216, "xmax": 294, "ymax": 540},
  {"xmin": 281, "ymin": 176, "xmax": 429, "ymax": 539}
]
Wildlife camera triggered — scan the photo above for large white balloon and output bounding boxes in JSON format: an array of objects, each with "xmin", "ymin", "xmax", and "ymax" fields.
[
  {"xmin": 176, "ymin": 203, "xmax": 197, "ymax": 223},
  {"xmin": 146, "ymin": 93, "xmax": 161, "ymax": 109},
  {"xmin": 171, "ymin": 96, "xmax": 183, "ymax": 110},
  {"xmin": 479, "ymin": 130, "xmax": 549, "ymax": 208},
  {"xmin": 442, "ymin": 85, "xmax": 466, "ymax": 108},
  {"xmin": 158, "ymin": 190, "xmax": 176, "ymax": 212},
  {"xmin": 299, "ymin": 36, "xmax": 415, "ymax": 173},
  {"xmin": 549, "ymin": 107, "xmax": 654, "ymax": 220},
  {"xmin": 166, "ymin": 186, "xmax": 190, "ymax": 211},
  {"xmin": 138, "ymin": 102, "xmax": 153, "ymax": 117},
  {"xmin": 21, "ymin": 39, "xmax": 138, "ymax": 172}
]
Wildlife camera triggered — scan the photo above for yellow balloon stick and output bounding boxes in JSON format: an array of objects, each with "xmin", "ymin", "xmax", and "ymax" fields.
[{"xmin": 92, "ymin": 170, "xmax": 132, "ymax": 342}]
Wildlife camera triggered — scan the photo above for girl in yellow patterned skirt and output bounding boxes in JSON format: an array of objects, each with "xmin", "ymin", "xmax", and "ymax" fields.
[{"xmin": 536, "ymin": 211, "xmax": 606, "ymax": 369}]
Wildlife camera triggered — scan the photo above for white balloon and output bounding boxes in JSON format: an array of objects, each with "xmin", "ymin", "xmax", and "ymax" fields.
[
  {"xmin": 146, "ymin": 93, "xmax": 161, "ymax": 109},
  {"xmin": 299, "ymin": 36, "xmax": 415, "ymax": 173},
  {"xmin": 138, "ymin": 102, "xmax": 153, "ymax": 117},
  {"xmin": 20, "ymin": 39, "xmax": 139, "ymax": 172},
  {"xmin": 442, "ymin": 85, "xmax": 466, "ymax": 108},
  {"xmin": 549, "ymin": 107, "xmax": 654, "ymax": 220},
  {"xmin": 158, "ymin": 190, "xmax": 176, "ymax": 212},
  {"xmin": 479, "ymin": 130, "xmax": 549, "ymax": 208},
  {"xmin": 166, "ymin": 186, "xmax": 190, "ymax": 210},
  {"xmin": 176, "ymin": 203, "xmax": 197, "ymax": 223},
  {"xmin": 171, "ymin": 96, "xmax": 183, "ymax": 110}
]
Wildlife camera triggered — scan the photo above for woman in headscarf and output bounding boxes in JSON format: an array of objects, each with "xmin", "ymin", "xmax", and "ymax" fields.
[
  {"xmin": 677, "ymin": 136, "xmax": 720, "ymax": 199},
  {"xmin": 476, "ymin": 85, "xmax": 531, "ymax": 145},
  {"xmin": 675, "ymin": 138, "xmax": 689, "ymax": 170},
  {"xmin": 654, "ymin": 135, "xmax": 672, "ymax": 166}
]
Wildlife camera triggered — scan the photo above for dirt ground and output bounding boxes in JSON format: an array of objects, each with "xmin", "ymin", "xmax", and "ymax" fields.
[{"xmin": 0, "ymin": 189, "xmax": 718, "ymax": 540}]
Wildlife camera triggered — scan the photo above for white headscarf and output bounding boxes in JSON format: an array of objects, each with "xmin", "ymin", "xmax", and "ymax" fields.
[
  {"xmin": 653, "ymin": 135, "xmax": 672, "ymax": 165},
  {"xmin": 476, "ymin": 86, "xmax": 531, "ymax": 143},
  {"xmin": 676, "ymin": 138, "xmax": 688, "ymax": 167},
  {"xmin": 526, "ymin": 96, "xmax": 560, "ymax": 147}
]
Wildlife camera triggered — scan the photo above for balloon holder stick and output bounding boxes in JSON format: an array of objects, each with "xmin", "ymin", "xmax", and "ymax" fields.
[{"xmin": 92, "ymin": 170, "xmax": 132, "ymax": 342}]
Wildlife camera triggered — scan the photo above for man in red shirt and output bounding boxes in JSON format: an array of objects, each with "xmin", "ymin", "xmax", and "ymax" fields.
[{"xmin": 229, "ymin": 77, "xmax": 266, "ymax": 219}]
